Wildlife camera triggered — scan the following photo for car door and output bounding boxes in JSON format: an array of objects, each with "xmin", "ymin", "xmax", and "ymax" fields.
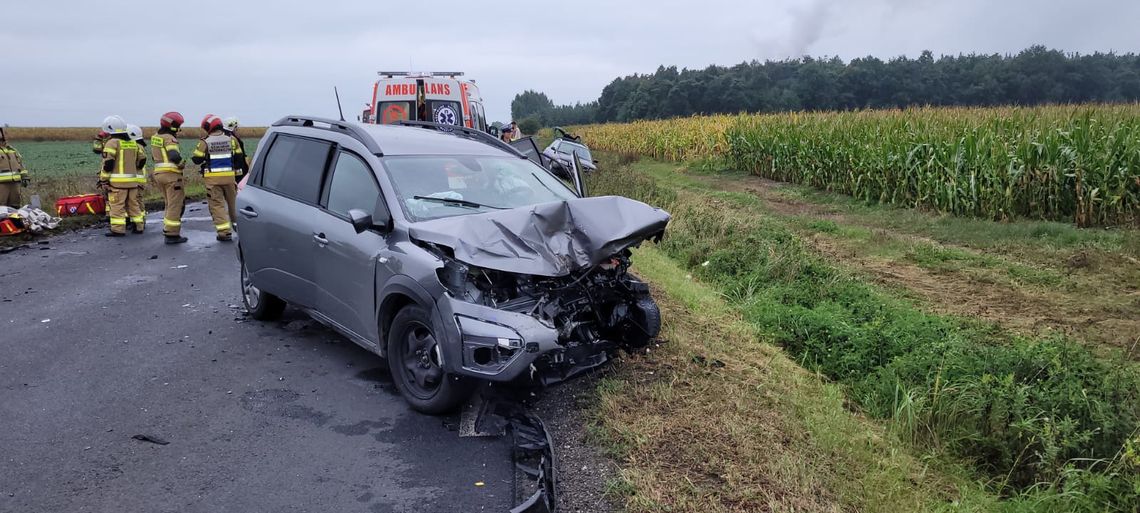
[
  {"xmin": 311, "ymin": 148, "xmax": 391, "ymax": 345},
  {"xmin": 237, "ymin": 133, "xmax": 334, "ymax": 307}
]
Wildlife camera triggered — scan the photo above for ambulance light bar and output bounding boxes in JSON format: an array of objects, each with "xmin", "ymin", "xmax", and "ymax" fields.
[{"xmin": 377, "ymin": 71, "xmax": 465, "ymax": 78}]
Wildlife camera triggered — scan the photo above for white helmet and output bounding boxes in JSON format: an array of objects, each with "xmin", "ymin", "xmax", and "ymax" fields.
[
  {"xmin": 102, "ymin": 115, "xmax": 128, "ymax": 135},
  {"xmin": 223, "ymin": 116, "xmax": 239, "ymax": 133},
  {"xmin": 126, "ymin": 124, "xmax": 144, "ymax": 141}
]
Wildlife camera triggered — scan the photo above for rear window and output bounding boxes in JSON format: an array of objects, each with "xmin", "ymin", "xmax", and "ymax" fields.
[
  {"xmin": 378, "ymin": 101, "xmax": 412, "ymax": 124},
  {"xmin": 260, "ymin": 134, "xmax": 332, "ymax": 204}
]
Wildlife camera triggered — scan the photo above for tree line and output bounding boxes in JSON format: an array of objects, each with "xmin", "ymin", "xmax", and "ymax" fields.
[{"xmin": 511, "ymin": 46, "xmax": 1140, "ymax": 125}]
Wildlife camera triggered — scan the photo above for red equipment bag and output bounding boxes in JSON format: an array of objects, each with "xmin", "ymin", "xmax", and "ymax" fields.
[
  {"xmin": 0, "ymin": 216, "xmax": 24, "ymax": 236},
  {"xmin": 55, "ymin": 194, "xmax": 106, "ymax": 217}
]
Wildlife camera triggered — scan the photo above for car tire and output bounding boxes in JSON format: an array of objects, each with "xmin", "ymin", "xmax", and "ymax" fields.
[
  {"xmin": 241, "ymin": 257, "xmax": 285, "ymax": 321},
  {"xmin": 387, "ymin": 305, "xmax": 471, "ymax": 414}
]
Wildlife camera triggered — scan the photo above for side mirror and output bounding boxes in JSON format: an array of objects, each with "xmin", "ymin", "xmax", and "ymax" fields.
[{"xmin": 348, "ymin": 209, "xmax": 373, "ymax": 234}]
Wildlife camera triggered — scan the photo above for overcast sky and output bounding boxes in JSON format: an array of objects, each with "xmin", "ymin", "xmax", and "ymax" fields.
[{"xmin": 2, "ymin": 0, "xmax": 1137, "ymax": 127}]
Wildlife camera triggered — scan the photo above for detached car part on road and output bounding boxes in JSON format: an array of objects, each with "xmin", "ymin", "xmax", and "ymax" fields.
[{"xmin": 236, "ymin": 116, "xmax": 668, "ymax": 413}]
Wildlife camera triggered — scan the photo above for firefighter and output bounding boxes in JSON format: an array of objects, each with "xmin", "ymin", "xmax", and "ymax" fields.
[
  {"xmin": 222, "ymin": 116, "xmax": 249, "ymax": 177},
  {"xmin": 191, "ymin": 115, "xmax": 243, "ymax": 242},
  {"xmin": 0, "ymin": 127, "xmax": 29, "ymax": 208},
  {"xmin": 127, "ymin": 124, "xmax": 149, "ymax": 234},
  {"xmin": 99, "ymin": 115, "xmax": 147, "ymax": 237},
  {"xmin": 151, "ymin": 112, "xmax": 187, "ymax": 244}
]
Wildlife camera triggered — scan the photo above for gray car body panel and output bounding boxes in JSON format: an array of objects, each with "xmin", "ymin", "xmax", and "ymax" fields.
[{"xmin": 238, "ymin": 120, "xmax": 664, "ymax": 383}]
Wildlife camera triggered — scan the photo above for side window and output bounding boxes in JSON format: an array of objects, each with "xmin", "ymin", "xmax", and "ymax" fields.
[
  {"xmin": 260, "ymin": 134, "xmax": 332, "ymax": 204},
  {"xmin": 325, "ymin": 151, "xmax": 380, "ymax": 218}
]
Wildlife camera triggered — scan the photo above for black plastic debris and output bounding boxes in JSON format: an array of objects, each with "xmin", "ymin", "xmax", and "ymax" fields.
[
  {"xmin": 468, "ymin": 392, "xmax": 557, "ymax": 513},
  {"xmin": 131, "ymin": 434, "xmax": 169, "ymax": 445}
]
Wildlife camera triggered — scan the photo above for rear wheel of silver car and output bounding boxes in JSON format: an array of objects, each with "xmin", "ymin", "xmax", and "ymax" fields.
[
  {"xmin": 241, "ymin": 257, "xmax": 285, "ymax": 321},
  {"xmin": 387, "ymin": 305, "xmax": 471, "ymax": 414}
]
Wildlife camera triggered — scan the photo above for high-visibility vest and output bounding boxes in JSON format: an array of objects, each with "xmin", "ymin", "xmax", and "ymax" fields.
[
  {"xmin": 104, "ymin": 139, "xmax": 141, "ymax": 186},
  {"xmin": 0, "ymin": 147, "xmax": 25, "ymax": 183},
  {"xmin": 203, "ymin": 134, "xmax": 236, "ymax": 179},
  {"xmin": 151, "ymin": 134, "xmax": 181, "ymax": 173}
]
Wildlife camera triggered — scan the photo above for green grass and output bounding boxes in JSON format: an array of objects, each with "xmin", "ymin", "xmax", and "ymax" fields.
[
  {"xmin": 15, "ymin": 139, "xmax": 260, "ymax": 177},
  {"xmin": 589, "ymin": 157, "xmax": 1140, "ymax": 512},
  {"xmin": 595, "ymin": 245, "xmax": 1002, "ymax": 512}
]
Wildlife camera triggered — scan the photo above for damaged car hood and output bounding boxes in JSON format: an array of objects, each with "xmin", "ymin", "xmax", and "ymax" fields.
[{"xmin": 409, "ymin": 195, "xmax": 670, "ymax": 277}]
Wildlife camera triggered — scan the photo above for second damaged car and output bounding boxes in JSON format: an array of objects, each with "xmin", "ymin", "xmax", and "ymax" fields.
[{"xmin": 236, "ymin": 116, "xmax": 669, "ymax": 413}]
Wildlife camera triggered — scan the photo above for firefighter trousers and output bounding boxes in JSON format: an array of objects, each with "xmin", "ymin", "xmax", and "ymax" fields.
[
  {"xmin": 131, "ymin": 185, "xmax": 146, "ymax": 231},
  {"xmin": 154, "ymin": 172, "xmax": 185, "ymax": 237},
  {"xmin": 0, "ymin": 183, "xmax": 20, "ymax": 208},
  {"xmin": 107, "ymin": 187, "xmax": 143, "ymax": 234},
  {"xmin": 206, "ymin": 183, "xmax": 237, "ymax": 237}
]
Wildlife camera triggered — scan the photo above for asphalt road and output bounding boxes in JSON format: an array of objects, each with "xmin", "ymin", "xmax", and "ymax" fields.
[{"xmin": 0, "ymin": 204, "xmax": 516, "ymax": 513}]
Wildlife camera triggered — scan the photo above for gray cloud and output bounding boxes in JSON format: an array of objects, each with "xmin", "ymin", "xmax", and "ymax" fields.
[{"xmin": 1, "ymin": 0, "xmax": 1137, "ymax": 126}]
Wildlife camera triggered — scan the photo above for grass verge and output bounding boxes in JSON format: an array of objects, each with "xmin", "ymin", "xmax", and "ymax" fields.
[
  {"xmin": 595, "ymin": 245, "xmax": 999, "ymax": 512},
  {"xmin": 588, "ymin": 158, "xmax": 1140, "ymax": 512}
]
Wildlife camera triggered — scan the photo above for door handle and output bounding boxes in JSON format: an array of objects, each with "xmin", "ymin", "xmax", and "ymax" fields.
[
  {"xmin": 239, "ymin": 207, "xmax": 258, "ymax": 218},
  {"xmin": 313, "ymin": 232, "xmax": 329, "ymax": 245}
]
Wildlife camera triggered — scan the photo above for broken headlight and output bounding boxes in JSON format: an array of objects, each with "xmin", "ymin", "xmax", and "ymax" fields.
[{"xmin": 455, "ymin": 314, "xmax": 525, "ymax": 373}]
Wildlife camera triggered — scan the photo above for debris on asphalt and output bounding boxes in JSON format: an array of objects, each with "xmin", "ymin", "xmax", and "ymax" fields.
[
  {"xmin": 149, "ymin": 255, "xmax": 158, "ymax": 260},
  {"xmin": 171, "ymin": 265, "xmax": 188, "ymax": 269},
  {"xmin": 131, "ymin": 434, "xmax": 170, "ymax": 445},
  {"xmin": 40, "ymin": 319, "xmax": 50, "ymax": 323}
]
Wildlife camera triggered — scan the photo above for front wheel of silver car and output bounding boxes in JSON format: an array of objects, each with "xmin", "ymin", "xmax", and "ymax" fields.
[
  {"xmin": 387, "ymin": 305, "xmax": 472, "ymax": 414},
  {"xmin": 241, "ymin": 257, "xmax": 285, "ymax": 321}
]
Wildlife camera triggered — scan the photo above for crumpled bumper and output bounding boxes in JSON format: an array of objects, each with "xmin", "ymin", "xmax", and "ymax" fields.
[{"xmin": 434, "ymin": 294, "xmax": 563, "ymax": 383}]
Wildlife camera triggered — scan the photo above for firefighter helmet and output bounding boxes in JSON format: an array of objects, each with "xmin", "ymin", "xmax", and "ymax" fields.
[
  {"xmin": 127, "ymin": 124, "xmax": 144, "ymax": 142},
  {"xmin": 160, "ymin": 111, "xmax": 185, "ymax": 131},
  {"xmin": 200, "ymin": 114, "xmax": 223, "ymax": 133},
  {"xmin": 102, "ymin": 115, "xmax": 128, "ymax": 135},
  {"xmin": 223, "ymin": 116, "xmax": 239, "ymax": 133}
]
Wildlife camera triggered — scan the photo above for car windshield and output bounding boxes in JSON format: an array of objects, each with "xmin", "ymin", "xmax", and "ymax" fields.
[
  {"xmin": 383, "ymin": 155, "xmax": 579, "ymax": 221},
  {"xmin": 556, "ymin": 141, "xmax": 592, "ymax": 162}
]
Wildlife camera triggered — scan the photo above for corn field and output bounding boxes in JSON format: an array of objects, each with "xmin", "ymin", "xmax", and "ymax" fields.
[{"xmin": 573, "ymin": 105, "xmax": 1140, "ymax": 226}]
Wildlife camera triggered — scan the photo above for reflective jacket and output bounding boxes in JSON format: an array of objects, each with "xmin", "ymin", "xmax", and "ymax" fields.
[
  {"xmin": 0, "ymin": 144, "xmax": 27, "ymax": 183},
  {"xmin": 192, "ymin": 131, "xmax": 243, "ymax": 185},
  {"xmin": 150, "ymin": 133, "xmax": 182, "ymax": 174},
  {"xmin": 101, "ymin": 138, "xmax": 146, "ymax": 189}
]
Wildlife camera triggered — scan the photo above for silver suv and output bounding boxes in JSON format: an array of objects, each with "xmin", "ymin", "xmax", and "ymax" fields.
[{"xmin": 236, "ymin": 116, "xmax": 668, "ymax": 413}]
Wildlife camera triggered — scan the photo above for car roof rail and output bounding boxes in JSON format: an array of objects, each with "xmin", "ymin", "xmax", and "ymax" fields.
[
  {"xmin": 395, "ymin": 120, "xmax": 526, "ymax": 159},
  {"xmin": 272, "ymin": 115, "xmax": 384, "ymax": 155}
]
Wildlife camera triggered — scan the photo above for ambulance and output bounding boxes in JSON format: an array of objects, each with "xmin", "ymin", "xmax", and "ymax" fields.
[{"xmin": 362, "ymin": 71, "xmax": 489, "ymax": 132}]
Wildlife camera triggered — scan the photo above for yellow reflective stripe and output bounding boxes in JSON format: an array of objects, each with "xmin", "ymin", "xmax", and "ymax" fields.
[
  {"xmin": 130, "ymin": 216, "xmax": 145, "ymax": 223},
  {"xmin": 109, "ymin": 173, "xmax": 137, "ymax": 179},
  {"xmin": 104, "ymin": 148, "xmax": 118, "ymax": 155},
  {"xmin": 164, "ymin": 145, "xmax": 179, "ymax": 151},
  {"xmin": 215, "ymin": 222, "xmax": 232, "ymax": 231},
  {"xmin": 163, "ymin": 219, "xmax": 181, "ymax": 227},
  {"xmin": 204, "ymin": 171, "xmax": 235, "ymax": 177},
  {"xmin": 109, "ymin": 217, "xmax": 127, "ymax": 225},
  {"xmin": 192, "ymin": 149, "xmax": 206, "ymax": 157}
]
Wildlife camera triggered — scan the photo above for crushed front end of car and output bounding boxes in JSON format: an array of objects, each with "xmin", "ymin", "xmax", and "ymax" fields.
[{"xmin": 411, "ymin": 196, "xmax": 670, "ymax": 386}]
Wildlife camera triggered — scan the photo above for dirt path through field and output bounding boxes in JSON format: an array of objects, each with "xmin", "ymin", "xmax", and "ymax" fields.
[{"xmin": 699, "ymin": 173, "xmax": 1140, "ymax": 357}]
